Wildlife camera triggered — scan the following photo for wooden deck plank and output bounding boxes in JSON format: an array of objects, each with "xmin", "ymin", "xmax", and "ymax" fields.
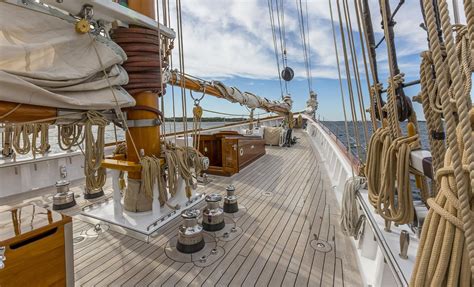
[
  {"xmin": 1, "ymin": 130, "xmax": 364, "ymax": 287},
  {"xmin": 184, "ymin": 144, "xmax": 310, "ymax": 285},
  {"xmin": 199, "ymin": 146, "xmax": 313, "ymax": 285},
  {"xmin": 105, "ymin": 146, "xmax": 288, "ymax": 286},
  {"xmin": 236, "ymin": 162, "xmax": 318, "ymax": 285}
]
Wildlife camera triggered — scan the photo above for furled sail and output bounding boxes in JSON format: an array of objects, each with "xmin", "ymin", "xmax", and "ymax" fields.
[
  {"xmin": 169, "ymin": 71, "xmax": 292, "ymax": 115},
  {"xmin": 0, "ymin": 3, "xmax": 135, "ymax": 110}
]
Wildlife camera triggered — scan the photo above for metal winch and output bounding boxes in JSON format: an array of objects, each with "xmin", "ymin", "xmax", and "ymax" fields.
[
  {"xmin": 83, "ymin": 187, "xmax": 104, "ymax": 199},
  {"xmin": 177, "ymin": 209, "xmax": 205, "ymax": 254},
  {"xmin": 224, "ymin": 185, "xmax": 239, "ymax": 213},
  {"xmin": 202, "ymin": 194, "xmax": 225, "ymax": 232},
  {"xmin": 52, "ymin": 180, "xmax": 76, "ymax": 210}
]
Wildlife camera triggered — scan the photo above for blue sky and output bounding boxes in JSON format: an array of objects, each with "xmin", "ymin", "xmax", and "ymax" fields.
[{"xmin": 161, "ymin": 0, "xmax": 463, "ymax": 121}]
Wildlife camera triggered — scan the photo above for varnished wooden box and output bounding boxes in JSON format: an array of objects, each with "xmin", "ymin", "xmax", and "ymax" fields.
[
  {"xmin": 198, "ymin": 131, "xmax": 266, "ymax": 176},
  {"xmin": 0, "ymin": 205, "xmax": 74, "ymax": 287}
]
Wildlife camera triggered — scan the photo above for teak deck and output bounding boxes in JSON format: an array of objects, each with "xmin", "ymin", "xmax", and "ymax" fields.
[{"xmin": 1, "ymin": 131, "xmax": 363, "ymax": 286}]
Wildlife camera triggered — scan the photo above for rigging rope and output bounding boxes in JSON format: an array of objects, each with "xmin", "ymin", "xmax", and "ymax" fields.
[
  {"xmin": 410, "ymin": 0, "xmax": 474, "ymax": 283},
  {"xmin": 342, "ymin": 0, "xmax": 369, "ymax": 148},
  {"xmin": 353, "ymin": 0, "xmax": 379, "ymax": 131},
  {"xmin": 328, "ymin": 0, "xmax": 354, "ymax": 179},
  {"xmin": 267, "ymin": 0, "xmax": 285, "ymax": 97},
  {"xmin": 335, "ymin": 0, "xmax": 363, "ymax": 161}
]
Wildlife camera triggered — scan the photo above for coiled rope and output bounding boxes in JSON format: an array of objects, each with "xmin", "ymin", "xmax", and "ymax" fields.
[
  {"xmin": 58, "ymin": 124, "xmax": 84, "ymax": 151},
  {"xmin": 410, "ymin": 0, "xmax": 474, "ymax": 283},
  {"xmin": 340, "ymin": 176, "xmax": 366, "ymax": 236},
  {"xmin": 84, "ymin": 111, "xmax": 108, "ymax": 192},
  {"xmin": 365, "ymin": 126, "xmax": 391, "ymax": 208},
  {"xmin": 11, "ymin": 123, "xmax": 50, "ymax": 158},
  {"xmin": 377, "ymin": 134, "xmax": 420, "ymax": 224},
  {"xmin": 140, "ymin": 156, "xmax": 168, "ymax": 206},
  {"xmin": 411, "ymin": 127, "xmax": 473, "ymax": 286}
]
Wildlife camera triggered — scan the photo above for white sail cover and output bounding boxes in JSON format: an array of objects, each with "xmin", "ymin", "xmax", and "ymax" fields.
[
  {"xmin": 0, "ymin": 3, "xmax": 134, "ymax": 110},
  {"xmin": 212, "ymin": 81, "xmax": 292, "ymax": 112}
]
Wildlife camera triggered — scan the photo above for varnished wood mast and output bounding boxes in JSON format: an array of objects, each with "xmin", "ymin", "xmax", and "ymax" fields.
[{"xmin": 124, "ymin": 0, "xmax": 161, "ymax": 179}]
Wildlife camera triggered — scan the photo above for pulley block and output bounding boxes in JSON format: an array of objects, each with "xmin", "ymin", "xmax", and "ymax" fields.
[{"xmin": 281, "ymin": 67, "xmax": 294, "ymax": 81}]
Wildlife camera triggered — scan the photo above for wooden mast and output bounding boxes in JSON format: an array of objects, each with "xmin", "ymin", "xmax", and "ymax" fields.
[{"xmin": 125, "ymin": 0, "xmax": 161, "ymax": 179}]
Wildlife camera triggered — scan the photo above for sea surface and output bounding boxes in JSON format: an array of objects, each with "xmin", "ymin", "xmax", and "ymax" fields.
[{"xmin": 320, "ymin": 121, "xmax": 430, "ymax": 162}]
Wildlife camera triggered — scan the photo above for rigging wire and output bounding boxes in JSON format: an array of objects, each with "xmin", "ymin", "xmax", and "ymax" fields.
[
  {"xmin": 296, "ymin": 0, "xmax": 312, "ymax": 92},
  {"xmin": 267, "ymin": 0, "xmax": 284, "ymax": 97},
  {"xmin": 328, "ymin": 0, "xmax": 354, "ymax": 178},
  {"xmin": 176, "ymin": 0, "xmax": 189, "ymax": 150},
  {"xmin": 335, "ymin": 0, "xmax": 363, "ymax": 160},
  {"xmin": 269, "ymin": 0, "xmax": 290, "ymax": 96},
  {"xmin": 342, "ymin": 0, "xmax": 369, "ymax": 148}
]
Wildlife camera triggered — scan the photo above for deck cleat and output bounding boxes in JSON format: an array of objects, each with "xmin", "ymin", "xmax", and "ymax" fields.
[
  {"xmin": 177, "ymin": 209, "xmax": 205, "ymax": 254},
  {"xmin": 202, "ymin": 194, "xmax": 225, "ymax": 231},
  {"xmin": 223, "ymin": 185, "xmax": 239, "ymax": 213},
  {"xmin": 52, "ymin": 180, "xmax": 76, "ymax": 210}
]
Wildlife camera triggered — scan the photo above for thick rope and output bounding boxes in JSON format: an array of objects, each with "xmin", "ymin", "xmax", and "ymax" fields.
[
  {"xmin": 365, "ymin": 126, "xmax": 391, "ymax": 208},
  {"xmin": 436, "ymin": 0, "xmax": 474, "ymax": 275},
  {"xmin": 340, "ymin": 176, "xmax": 366, "ymax": 236},
  {"xmin": 140, "ymin": 156, "xmax": 168, "ymax": 206},
  {"xmin": 58, "ymin": 124, "xmax": 84, "ymax": 151},
  {"xmin": 385, "ymin": 73, "xmax": 404, "ymax": 139},
  {"xmin": 376, "ymin": 134, "xmax": 420, "ymax": 224},
  {"xmin": 84, "ymin": 111, "xmax": 108, "ymax": 192},
  {"xmin": 411, "ymin": 0, "xmax": 474, "ymax": 282},
  {"xmin": 411, "ymin": 130, "xmax": 472, "ymax": 286},
  {"xmin": 416, "ymin": 51, "xmax": 446, "ymax": 185}
]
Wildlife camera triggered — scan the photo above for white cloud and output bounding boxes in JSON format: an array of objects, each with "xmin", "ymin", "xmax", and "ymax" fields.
[{"xmin": 166, "ymin": 0, "xmax": 440, "ymax": 83}]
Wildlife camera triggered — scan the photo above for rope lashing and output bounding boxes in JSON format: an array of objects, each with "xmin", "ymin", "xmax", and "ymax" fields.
[
  {"xmin": 370, "ymin": 83, "xmax": 385, "ymax": 121},
  {"xmin": 113, "ymin": 142, "xmax": 127, "ymax": 191},
  {"xmin": 111, "ymin": 27, "xmax": 167, "ymax": 96},
  {"xmin": 140, "ymin": 156, "xmax": 168, "ymax": 206},
  {"xmin": 386, "ymin": 73, "xmax": 404, "ymax": 139},
  {"xmin": 164, "ymin": 143, "xmax": 206, "ymax": 200},
  {"xmin": 84, "ymin": 111, "xmax": 108, "ymax": 192}
]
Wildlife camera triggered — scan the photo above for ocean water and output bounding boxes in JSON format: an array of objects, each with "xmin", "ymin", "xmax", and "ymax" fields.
[{"xmin": 320, "ymin": 121, "xmax": 430, "ymax": 162}]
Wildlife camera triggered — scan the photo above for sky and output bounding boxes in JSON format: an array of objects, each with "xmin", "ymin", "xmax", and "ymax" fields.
[{"xmin": 160, "ymin": 0, "xmax": 465, "ymax": 121}]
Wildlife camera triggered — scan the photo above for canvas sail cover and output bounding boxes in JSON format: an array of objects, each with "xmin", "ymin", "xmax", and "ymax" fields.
[
  {"xmin": 212, "ymin": 81, "xmax": 292, "ymax": 112},
  {"xmin": 0, "ymin": 3, "xmax": 135, "ymax": 110}
]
